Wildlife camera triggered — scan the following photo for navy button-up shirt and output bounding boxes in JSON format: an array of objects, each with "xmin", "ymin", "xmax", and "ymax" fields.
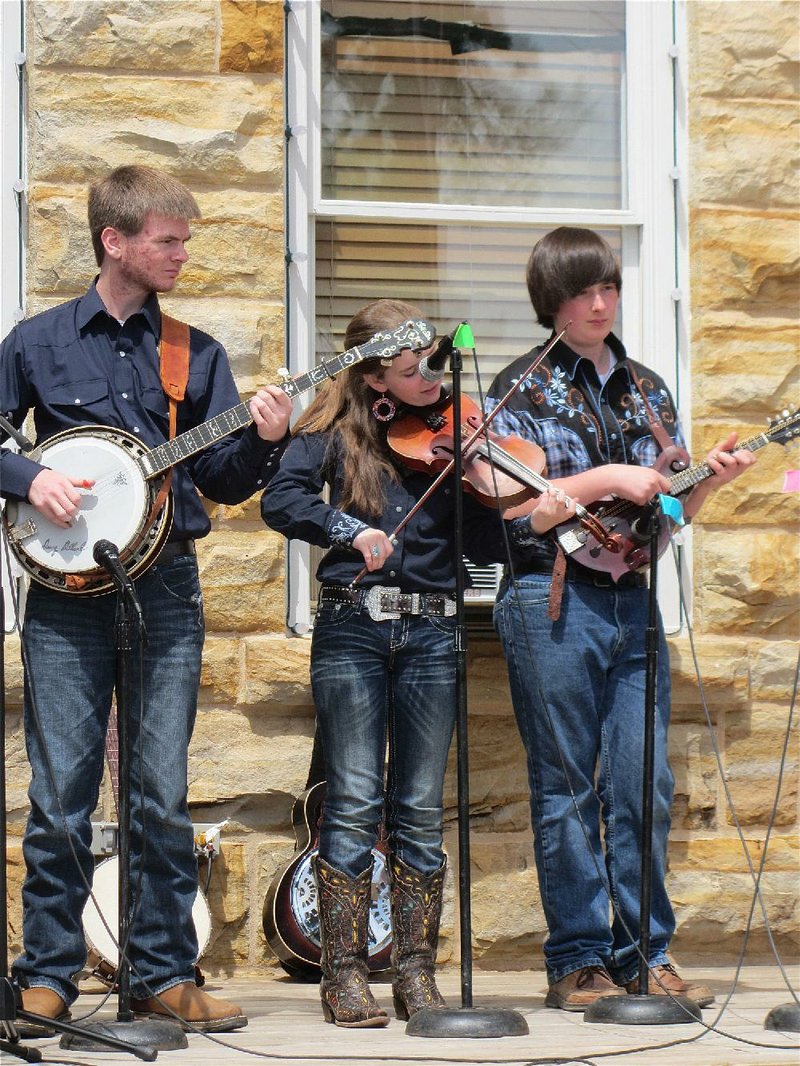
[{"xmin": 0, "ymin": 283, "xmax": 287, "ymax": 541}]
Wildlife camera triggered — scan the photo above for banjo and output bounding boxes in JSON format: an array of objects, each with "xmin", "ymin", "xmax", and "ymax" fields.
[{"xmin": 3, "ymin": 317, "xmax": 434, "ymax": 595}]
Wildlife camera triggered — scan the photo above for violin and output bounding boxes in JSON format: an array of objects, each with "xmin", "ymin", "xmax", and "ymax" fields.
[{"xmin": 386, "ymin": 392, "xmax": 615, "ymax": 546}]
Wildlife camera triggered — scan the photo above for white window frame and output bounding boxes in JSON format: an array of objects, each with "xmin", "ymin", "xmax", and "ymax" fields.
[
  {"xmin": 0, "ymin": 0, "xmax": 24, "ymax": 338},
  {"xmin": 283, "ymin": 0, "xmax": 690, "ymax": 634},
  {"xmin": 1, "ymin": 0, "xmax": 26, "ymax": 635}
]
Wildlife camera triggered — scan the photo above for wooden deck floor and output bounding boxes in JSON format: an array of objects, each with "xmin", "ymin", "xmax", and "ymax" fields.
[{"xmin": 4, "ymin": 966, "xmax": 799, "ymax": 1066}]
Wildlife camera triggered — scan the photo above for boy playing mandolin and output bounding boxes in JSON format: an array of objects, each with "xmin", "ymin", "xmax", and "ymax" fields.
[
  {"xmin": 0, "ymin": 164, "xmax": 293, "ymax": 1035},
  {"xmin": 486, "ymin": 227, "xmax": 754, "ymax": 1012}
]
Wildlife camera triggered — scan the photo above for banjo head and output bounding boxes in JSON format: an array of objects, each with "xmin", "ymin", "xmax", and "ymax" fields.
[{"xmin": 4, "ymin": 425, "xmax": 171, "ymax": 594}]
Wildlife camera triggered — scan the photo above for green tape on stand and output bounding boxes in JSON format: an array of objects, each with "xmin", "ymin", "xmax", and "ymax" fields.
[{"xmin": 453, "ymin": 322, "xmax": 475, "ymax": 348}]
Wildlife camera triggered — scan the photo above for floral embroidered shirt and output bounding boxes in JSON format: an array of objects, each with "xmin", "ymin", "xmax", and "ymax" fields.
[{"xmin": 484, "ymin": 332, "xmax": 686, "ymax": 569}]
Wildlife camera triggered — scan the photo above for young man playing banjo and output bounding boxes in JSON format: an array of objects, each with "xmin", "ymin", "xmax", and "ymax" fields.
[{"xmin": 0, "ymin": 165, "xmax": 293, "ymax": 1035}]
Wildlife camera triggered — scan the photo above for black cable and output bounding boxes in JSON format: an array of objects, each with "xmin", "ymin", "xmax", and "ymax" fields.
[
  {"xmin": 2, "ymin": 530, "xmax": 170, "ymax": 1030},
  {"xmin": 670, "ymin": 537, "xmax": 800, "ymax": 1009}
]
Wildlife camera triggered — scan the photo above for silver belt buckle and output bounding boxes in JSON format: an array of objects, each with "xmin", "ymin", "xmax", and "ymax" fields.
[
  {"xmin": 364, "ymin": 585, "xmax": 401, "ymax": 621},
  {"xmin": 439, "ymin": 596, "xmax": 457, "ymax": 617}
]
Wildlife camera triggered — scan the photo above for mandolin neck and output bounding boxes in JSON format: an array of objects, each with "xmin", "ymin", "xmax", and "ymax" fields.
[{"xmin": 668, "ymin": 430, "xmax": 775, "ymax": 497}]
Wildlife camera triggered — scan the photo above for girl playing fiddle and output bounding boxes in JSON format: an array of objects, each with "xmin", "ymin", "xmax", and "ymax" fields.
[{"xmin": 261, "ymin": 299, "xmax": 573, "ymax": 1027}]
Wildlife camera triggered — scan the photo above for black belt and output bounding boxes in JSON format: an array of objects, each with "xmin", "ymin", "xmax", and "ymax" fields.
[
  {"xmin": 319, "ymin": 585, "xmax": 457, "ymax": 621},
  {"xmin": 519, "ymin": 561, "xmax": 648, "ymax": 589},
  {"xmin": 157, "ymin": 539, "xmax": 196, "ymax": 566}
]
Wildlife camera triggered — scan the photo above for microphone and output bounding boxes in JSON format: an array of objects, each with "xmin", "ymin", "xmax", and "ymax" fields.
[
  {"xmin": 93, "ymin": 539, "xmax": 136, "ymax": 593},
  {"xmin": 418, "ymin": 329, "xmax": 458, "ymax": 382},
  {"xmin": 0, "ymin": 412, "xmax": 36, "ymax": 452},
  {"xmin": 629, "ymin": 498, "xmax": 662, "ymax": 544}
]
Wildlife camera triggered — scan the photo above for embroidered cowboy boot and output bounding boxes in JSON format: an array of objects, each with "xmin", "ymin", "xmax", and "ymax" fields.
[
  {"xmin": 389, "ymin": 853, "xmax": 447, "ymax": 1019},
  {"xmin": 313, "ymin": 855, "xmax": 389, "ymax": 1028}
]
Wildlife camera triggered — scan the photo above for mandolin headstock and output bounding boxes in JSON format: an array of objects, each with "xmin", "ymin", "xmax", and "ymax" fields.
[{"xmin": 766, "ymin": 408, "xmax": 800, "ymax": 447}]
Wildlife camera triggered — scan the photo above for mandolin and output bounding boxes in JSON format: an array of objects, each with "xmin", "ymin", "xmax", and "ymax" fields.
[
  {"xmin": 557, "ymin": 409, "xmax": 800, "ymax": 580},
  {"xmin": 262, "ymin": 780, "xmax": 393, "ymax": 980}
]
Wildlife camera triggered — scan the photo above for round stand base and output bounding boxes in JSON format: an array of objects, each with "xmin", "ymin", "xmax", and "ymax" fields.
[
  {"xmin": 765, "ymin": 1003, "xmax": 800, "ymax": 1032},
  {"xmin": 406, "ymin": 1006, "xmax": 529, "ymax": 1038},
  {"xmin": 60, "ymin": 1017, "xmax": 188, "ymax": 1053},
  {"xmin": 585, "ymin": 993, "xmax": 702, "ymax": 1026}
]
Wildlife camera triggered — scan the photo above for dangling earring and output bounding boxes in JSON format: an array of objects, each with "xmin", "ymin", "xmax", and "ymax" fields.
[{"xmin": 372, "ymin": 395, "xmax": 396, "ymax": 422}]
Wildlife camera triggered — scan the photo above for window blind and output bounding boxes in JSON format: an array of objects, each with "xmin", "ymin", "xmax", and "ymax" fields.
[
  {"xmin": 321, "ymin": 0, "xmax": 626, "ymax": 211},
  {"xmin": 315, "ymin": 218, "xmax": 623, "ymax": 399}
]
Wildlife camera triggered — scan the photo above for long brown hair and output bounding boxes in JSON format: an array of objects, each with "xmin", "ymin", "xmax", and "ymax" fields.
[{"xmin": 293, "ymin": 299, "xmax": 429, "ymax": 517}]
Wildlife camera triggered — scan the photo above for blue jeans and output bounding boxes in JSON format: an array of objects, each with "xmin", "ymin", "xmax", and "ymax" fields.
[
  {"xmin": 493, "ymin": 574, "xmax": 675, "ymax": 985},
  {"xmin": 311, "ymin": 600, "xmax": 457, "ymax": 879},
  {"xmin": 13, "ymin": 555, "xmax": 204, "ymax": 1005}
]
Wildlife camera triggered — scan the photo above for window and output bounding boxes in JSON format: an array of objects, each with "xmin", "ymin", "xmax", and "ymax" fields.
[{"xmin": 284, "ymin": 0, "xmax": 689, "ymax": 632}]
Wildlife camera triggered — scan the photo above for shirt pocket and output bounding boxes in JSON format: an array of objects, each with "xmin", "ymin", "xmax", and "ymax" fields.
[{"xmin": 46, "ymin": 377, "xmax": 111, "ymax": 419}]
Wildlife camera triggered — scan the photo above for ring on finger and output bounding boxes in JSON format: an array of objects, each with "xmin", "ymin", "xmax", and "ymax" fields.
[{"xmin": 371, "ymin": 545, "xmax": 380, "ymax": 557}]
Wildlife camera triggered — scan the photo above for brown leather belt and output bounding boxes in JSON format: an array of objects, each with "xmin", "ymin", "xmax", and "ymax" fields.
[{"xmin": 521, "ymin": 560, "xmax": 648, "ymax": 589}]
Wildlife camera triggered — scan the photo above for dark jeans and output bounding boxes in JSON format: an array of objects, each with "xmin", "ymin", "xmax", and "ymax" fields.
[
  {"xmin": 13, "ymin": 555, "xmax": 204, "ymax": 1004},
  {"xmin": 494, "ymin": 573, "xmax": 675, "ymax": 984},
  {"xmin": 311, "ymin": 599, "xmax": 457, "ymax": 879}
]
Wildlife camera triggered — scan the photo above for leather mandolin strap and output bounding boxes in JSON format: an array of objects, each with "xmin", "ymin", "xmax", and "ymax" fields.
[{"xmin": 627, "ymin": 361, "xmax": 689, "ymax": 465}]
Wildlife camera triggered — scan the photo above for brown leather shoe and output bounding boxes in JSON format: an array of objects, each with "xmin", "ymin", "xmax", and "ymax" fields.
[
  {"xmin": 131, "ymin": 982, "xmax": 247, "ymax": 1032},
  {"xmin": 545, "ymin": 966, "xmax": 627, "ymax": 1012},
  {"xmin": 15, "ymin": 987, "xmax": 71, "ymax": 1038},
  {"xmin": 625, "ymin": 963, "xmax": 715, "ymax": 1007}
]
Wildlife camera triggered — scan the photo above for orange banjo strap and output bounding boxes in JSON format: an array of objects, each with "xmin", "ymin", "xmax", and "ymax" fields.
[{"xmin": 146, "ymin": 313, "xmax": 191, "ymax": 528}]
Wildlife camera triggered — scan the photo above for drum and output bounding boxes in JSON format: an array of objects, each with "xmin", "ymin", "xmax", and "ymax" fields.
[{"xmin": 82, "ymin": 855, "xmax": 212, "ymax": 971}]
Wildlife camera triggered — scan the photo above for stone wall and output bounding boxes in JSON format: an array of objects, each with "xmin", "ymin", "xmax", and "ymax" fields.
[{"xmin": 3, "ymin": 0, "xmax": 798, "ymax": 979}]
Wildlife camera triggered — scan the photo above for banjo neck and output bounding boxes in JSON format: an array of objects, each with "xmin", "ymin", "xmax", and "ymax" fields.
[
  {"xmin": 140, "ymin": 399, "xmax": 253, "ymax": 478},
  {"xmin": 139, "ymin": 320, "xmax": 436, "ymax": 479}
]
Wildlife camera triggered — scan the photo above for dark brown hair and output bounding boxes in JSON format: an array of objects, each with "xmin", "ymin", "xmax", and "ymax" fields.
[
  {"xmin": 293, "ymin": 299, "xmax": 429, "ymax": 518},
  {"xmin": 526, "ymin": 227, "xmax": 621, "ymax": 329},
  {"xmin": 88, "ymin": 165, "xmax": 200, "ymax": 266}
]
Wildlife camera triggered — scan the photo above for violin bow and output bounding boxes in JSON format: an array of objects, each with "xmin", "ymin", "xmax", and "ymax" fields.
[{"xmin": 349, "ymin": 326, "xmax": 612, "ymax": 588}]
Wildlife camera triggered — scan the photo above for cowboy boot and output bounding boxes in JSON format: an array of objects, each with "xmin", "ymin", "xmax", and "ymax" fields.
[
  {"xmin": 389, "ymin": 853, "xmax": 447, "ymax": 1019},
  {"xmin": 313, "ymin": 854, "xmax": 389, "ymax": 1028}
]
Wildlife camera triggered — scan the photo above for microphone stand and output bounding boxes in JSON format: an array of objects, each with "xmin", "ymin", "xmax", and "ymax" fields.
[
  {"xmin": 406, "ymin": 341, "xmax": 527, "ymax": 1038},
  {"xmin": 60, "ymin": 556, "xmax": 186, "ymax": 1053},
  {"xmin": 0, "ymin": 468, "xmax": 160, "ymax": 1060},
  {"xmin": 585, "ymin": 506, "xmax": 701, "ymax": 1026}
]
